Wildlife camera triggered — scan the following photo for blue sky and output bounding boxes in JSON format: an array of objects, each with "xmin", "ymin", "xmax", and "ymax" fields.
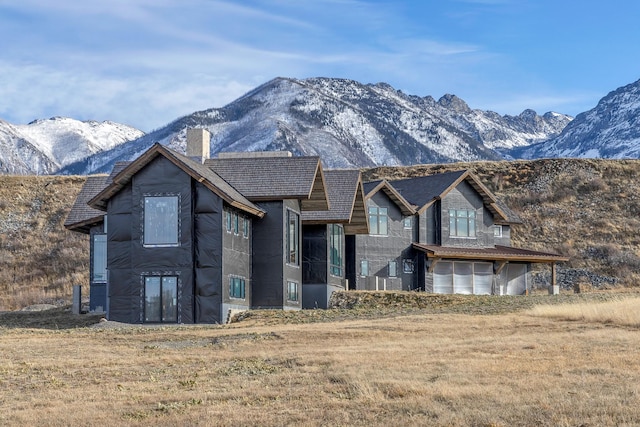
[{"xmin": 1, "ymin": 0, "xmax": 639, "ymax": 132}]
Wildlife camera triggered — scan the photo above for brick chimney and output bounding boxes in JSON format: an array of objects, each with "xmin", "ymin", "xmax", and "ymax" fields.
[{"xmin": 186, "ymin": 128, "xmax": 211, "ymax": 163}]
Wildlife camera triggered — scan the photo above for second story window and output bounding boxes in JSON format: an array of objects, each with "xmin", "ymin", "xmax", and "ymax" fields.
[
  {"xmin": 143, "ymin": 196, "xmax": 179, "ymax": 246},
  {"xmin": 330, "ymin": 224, "xmax": 343, "ymax": 276},
  {"xmin": 403, "ymin": 216, "xmax": 412, "ymax": 229},
  {"xmin": 449, "ymin": 209, "xmax": 476, "ymax": 238},
  {"xmin": 287, "ymin": 210, "xmax": 300, "ymax": 265},
  {"xmin": 494, "ymin": 225, "xmax": 503, "ymax": 237},
  {"xmin": 368, "ymin": 206, "xmax": 388, "ymax": 235}
]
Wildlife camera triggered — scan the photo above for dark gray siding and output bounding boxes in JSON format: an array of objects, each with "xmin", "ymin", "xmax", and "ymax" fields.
[
  {"xmin": 107, "ymin": 157, "xmax": 195, "ymax": 323},
  {"xmin": 252, "ymin": 200, "xmax": 302, "ymax": 310},
  {"xmin": 441, "ymin": 180, "xmax": 493, "ymax": 248},
  {"xmin": 193, "ymin": 182, "xmax": 224, "ymax": 323},
  {"xmin": 352, "ymin": 192, "xmax": 415, "ymax": 291},
  {"xmin": 221, "ymin": 207, "xmax": 252, "ymax": 317}
]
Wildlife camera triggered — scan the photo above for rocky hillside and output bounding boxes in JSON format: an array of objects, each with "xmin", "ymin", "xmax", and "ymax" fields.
[{"xmin": 2, "ymin": 158, "xmax": 639, "ymax": 310}]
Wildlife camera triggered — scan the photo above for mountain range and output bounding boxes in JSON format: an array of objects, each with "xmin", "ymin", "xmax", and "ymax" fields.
[{"xmin": 2, "ymin": 76, "xmax": 639, "ymax": 175}]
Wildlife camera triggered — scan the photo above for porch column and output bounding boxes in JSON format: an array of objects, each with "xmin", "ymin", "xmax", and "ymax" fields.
[{"xmin": 548, "ymin": 262, "xmax": 560, "ymax": 295}]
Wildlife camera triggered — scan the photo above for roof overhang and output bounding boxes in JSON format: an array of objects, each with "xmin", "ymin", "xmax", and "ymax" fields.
[
  {"xmin": 64, "ymin": 215, "xmax": 104, "ymax": 234},
  {"xmin": 412, "ymin": 243, "xmax": 569, "ymax": 263},
  {"xmin": 300, "ymin": 160, "xmax": 330, "ymax": 211}
]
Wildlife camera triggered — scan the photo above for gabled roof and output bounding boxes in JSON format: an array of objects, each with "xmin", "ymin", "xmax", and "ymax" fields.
[
  {"xmin": 412, "ymin": 243, "xmax": 569, "ymax": 263},
  {"xmin": 363, "ymin": 179, "xmax": 417, "ymax": 216},
  {"xmin": 388, "ymin": 170, "xmax": 515, "ymax": 223},
  {"xmin": 88, "ymin": 143, "xmax": 265, "ymax": 218},
  {"xmin": 301, "ymin": 169, "xmax": 369, "ymax": 234},
  {"xmin": 64, "ymin": 175, "xmax": 108, "ymax": 233},
  {"xmin": 206, "ymin": 156, "xmax": 330, "ymax": 211}
]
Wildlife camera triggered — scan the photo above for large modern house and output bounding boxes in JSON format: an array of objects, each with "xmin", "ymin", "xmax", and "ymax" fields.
[{"xmin": 65, "ymin": 128, "xmax": 567, "ymax": 324}]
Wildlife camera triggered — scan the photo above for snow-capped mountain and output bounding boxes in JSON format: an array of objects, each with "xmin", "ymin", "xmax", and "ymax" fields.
[
  {"xmin": 0, "ymin": 117, "xmax": 144, "ymax": 175},
  {"xmin": 512, "ymin": 79, "xmax": 640, "ymax": 159},
  {"xmin": 60, "ymin": 77, "xmax": 570, "ymax": 174}
]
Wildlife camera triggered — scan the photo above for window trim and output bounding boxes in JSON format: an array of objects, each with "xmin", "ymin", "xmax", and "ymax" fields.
[
  {"xmin": 403, "ymin": 259, "xmax": 414, "ymax": 274},
  {"xmin": 388, "ymin": 260, "xmax": 397, "ymax": 277},
  {"xmin": 143, "ymin": 274, "xmax": 179, "ymax": 323},
  {"xmin": 329, "ymin": 224, "xmax": 344, "ymax": 277},
  {"xmin": 368, "ymin": 206, "xmax": 389, "ymax": 236},
  {"xmin": 286, "ymin": 209, "xmax": 300, "ymax": 266},
  {"xmin": 494, "ymin": 225, "xmax": 503, "ymax": 238},
  {"xmin": 286, "ymin": 280, "xmax": 299, "ymax": 302},
  {"xmin": 92, "ymin": 234, "xmax": 107, "ymax": 283},
  {"xmin": 448, "ymin": 208, "xmax": 477, "ymax": 238},
  {"xmin": 229, "ymin": 276, "xmax": 246, "ymax": 300},
  {"xmin": 142, "ymin": 195, "xmax": 180, "ymax": 247}
]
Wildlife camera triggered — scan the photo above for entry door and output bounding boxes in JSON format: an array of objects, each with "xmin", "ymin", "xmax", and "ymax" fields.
[{"xmin": 144, "ymin": 276, "xmax": 178, "ymax": 322}]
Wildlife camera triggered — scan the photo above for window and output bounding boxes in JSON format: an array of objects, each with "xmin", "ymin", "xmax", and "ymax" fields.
[
  {"xmin": 403, "ymin": 216, "xmax": 412, "ymax": 229},
  {"xmin": 243, "ymin": 217, "xmax": 249, "ymax": 238},
  {"xmin": 92, "ymin": 234, "xmax": 107, "ymax": 283},
  {"xmin": 368, "ymin": 206, "xmax": 388, "ymax": 235},
  {"xmin": 330, "ymin": 224, "xmax": 344, "ymax": 276},
  {"xmin": 494, "ymin": 225, "xmax": 503, "ymax": 237},
  {"xmin": 388, "ymin": 260, "xmax": 397, "ymax": 277},
  {"xmin": 449, "ymin": 209, "xmax": 476, "ymax": 237},
  {"xmin": 226, "ymin": 210, "xmax": 232, "ymax": 232},
  {"xmin": 287, "ymin": 281, "xmax": 299, "ymax": 302},
  {"xmin": 144, "ymin": 196, "xmax": 179, "ymax": 246},
  {"xmin": 360, "ymin": 260, "xmax": 369, "ymax": 277},
  {"xmin": 233, "ymin": 212, "xmax": 239, "ymax": 235},
  {"xmin": 229, "ymin": 276, "xmax": 246, "ymax": 299},
  {"xmin": 144, "ymin": 276, "xmax": 177, "ymax": 323},
  {"xmin": 403, "ymin": 259, "xmax": 414, "ymax": 274},
  {"xmin": 287, "ymin": 210, "xmax": 300, "ymax": 265}
]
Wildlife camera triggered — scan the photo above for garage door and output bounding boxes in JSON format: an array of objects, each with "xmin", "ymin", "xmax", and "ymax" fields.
[{"xmin": 433, "ymin": 261, "xmax": 493, "ymax": 295}]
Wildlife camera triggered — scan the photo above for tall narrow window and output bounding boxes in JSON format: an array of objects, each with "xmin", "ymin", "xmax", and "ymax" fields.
[
  {"xmin": 243, "ymin": 217, "xmax": 249, "ymax": 238},
  {"xmin": 233, "ymin": 212, "xmax": 239, "ymax": 235},
  {"xmin": 226, "ymin": 210, "xmax": 232, "ymax": 232},
  {"xmin": 368, "ymin": 206, "xmax": 388, "ymax": 235},
  {"xmin": 330, "ymin": 224, "xmax": 344, "ymax": 276},
  {"xmin": 144, "ymin": 276, "xmax": 177, "ymax": 323},
  {"xmin": 449, "ymin": 209, "xmax": 476, "ymax": 237},
  {"xmin": 144, "ymin": 196, "xmax": 179, "ymax": 246},
  {"xmin": 360, "ymin": 260, "xmax": 369, "ymax": 277},
  {"xmin": 388, "ymin": 260, "xmax": 397, "ymax": 277},
  {"xmin": 287, "ymin": 281, "xmax": 299, "ymax": 302},
  {"xmin": 287, "ymin": 210, "xmax": 299, "ymax": 265},
  {"xmin": 92, "ymin": 234, "xmax": 107, "ymax": 283}
]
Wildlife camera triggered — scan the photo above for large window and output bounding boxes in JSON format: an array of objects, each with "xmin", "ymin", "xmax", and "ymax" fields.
[
  {"xmin": 230, "ymin": 276, "xmax": 246, "ymax": 299},
  {"xmin": 330, "ymin": 224, "xmax": 344, "ymax": 276},
  {"xmin": 449, "ymin": 209, "xmax": 476, "ymax": 237},
  {"xmin": 368, "ymin": 206, "xmax": 388, "ymax": 235},
  {"xmin": 92, "ymin": 234, "xmax": 107, "ymax": 283},
  {"xmin": 144, "ymin": 276, "xmax": 178, "ymax": 322},
  {"xmin": 287, "ymin": 210, "xmax": 300, "ymax": 265},
  {"xmin": 144, "ymin": 196, "xmax": 179, "ymax": 246},
  {"xmin": 287, "ymin": 281, "xmax": 299, "ymax": 302}
]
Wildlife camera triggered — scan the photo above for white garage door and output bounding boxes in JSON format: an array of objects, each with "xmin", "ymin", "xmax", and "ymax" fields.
[{"xmin": 433, "ymin": 261, "xmax": 494, "ymax": 295}]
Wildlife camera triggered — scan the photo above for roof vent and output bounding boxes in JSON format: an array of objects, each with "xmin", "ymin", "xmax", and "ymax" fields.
[{"xmin": 186, "ymin": 128, "xmax": 211, "ymax": 163}]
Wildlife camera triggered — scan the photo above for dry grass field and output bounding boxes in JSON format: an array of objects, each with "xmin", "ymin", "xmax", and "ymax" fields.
[{"xmin": 2, "ymin": 295, "xmax": 640, "ymax": 426}]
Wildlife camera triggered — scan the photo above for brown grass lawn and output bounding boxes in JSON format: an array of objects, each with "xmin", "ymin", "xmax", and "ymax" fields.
[{"xmin": 2, "ymin": 301, "xmax": 640, "ymax": 426}]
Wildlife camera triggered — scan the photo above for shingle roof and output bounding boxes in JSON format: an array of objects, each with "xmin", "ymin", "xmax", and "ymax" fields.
[
  {"xmin": 89, "ymin": 144, "xmax": 265, "ymax": 217},
  {"xmin": 206, "ymin": 156, "xmax": 329, "ymax": 211},
  {"xmin": 389, "ymin": 170, "xmax": 467, "ymax": 208},
  {"xmin": 64, "ymin": 175, "xmax": 108, "ymax": 233},
  {"xmin": 412, "ymin": 243, "xmax": 569, "ymax": 263},
  {"xmin": 301, "ymin": 169, "xmax": 369, "ymax": 234}
]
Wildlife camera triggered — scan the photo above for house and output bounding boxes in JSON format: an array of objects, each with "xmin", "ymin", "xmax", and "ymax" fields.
[
  {"xmin": 346, "ymin": 170, "xmax": 568, "ymax": 295},
  {"xmin": 65, "ymin": 129, "xmax": 333, "ymax": 323},
  {"xmin": 65, "ymin": 129, "xmax": 567, "ymax": 324}
]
